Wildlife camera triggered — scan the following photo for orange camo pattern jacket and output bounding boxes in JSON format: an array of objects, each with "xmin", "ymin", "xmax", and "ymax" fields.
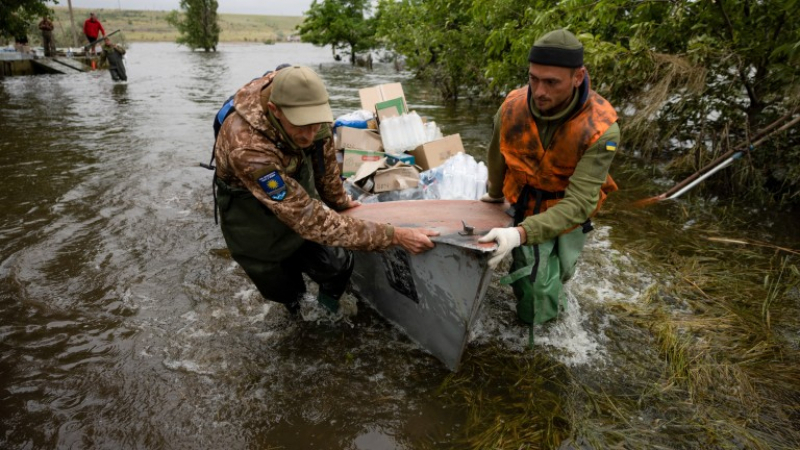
[{"xmin": 499, "ymin": 86, "xmax": 618, "ymax": 219}]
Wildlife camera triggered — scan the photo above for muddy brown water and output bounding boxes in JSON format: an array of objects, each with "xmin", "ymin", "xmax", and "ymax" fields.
[{"xmin": 2, "ymin": 42, "xmax": 798, "ymax": 449}]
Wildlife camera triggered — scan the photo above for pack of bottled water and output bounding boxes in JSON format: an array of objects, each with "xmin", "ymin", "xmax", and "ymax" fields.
[
  {"xmin": 379, "ymin": 112, "xmax": 429, "ymax": 153},
  {"xmin": 420, "ymin": 152, "xmax": 488, "ymax": 200}
]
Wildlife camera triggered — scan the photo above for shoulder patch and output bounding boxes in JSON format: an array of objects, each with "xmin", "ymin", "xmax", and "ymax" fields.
[
  {"xmin": 605, "ymin": 141, "xmax": 617, "ymax": 152},
  {"xmin": 255, "ymin": 169, "xmax": 287, "ymax": 201}
]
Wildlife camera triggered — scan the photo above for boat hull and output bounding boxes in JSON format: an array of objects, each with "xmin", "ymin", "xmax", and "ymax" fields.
[{"xmin": 342, "ymin": 200, "xmax": 512, "ymax": 370}]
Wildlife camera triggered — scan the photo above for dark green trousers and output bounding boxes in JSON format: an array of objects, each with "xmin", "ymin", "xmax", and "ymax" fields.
[{"xmin": 215, "ymin": 178, "xmax": 353, "ymax": 311}]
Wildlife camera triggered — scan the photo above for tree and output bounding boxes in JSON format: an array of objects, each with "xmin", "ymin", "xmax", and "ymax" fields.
[
  {"xmin": 374, "ymin": 0, "xmax": 493, "ymax": 101},
  {"xmin": 376, "ymin": 0, "xmax": 800, "ymax": 204},
  {"xmin": 297, "ymin": 0, "xmax": 376, "ymax": 65},
  {"xmin": 0, "ymin": 0, "xmax": 52, "ymax": 40},
  {"xmin": 483, "ymin": 0, "xmax": 800, "ymax": 202},
  {"xmin": 165, "ymin": 0, "xmax": 220, "ymax": 52}
]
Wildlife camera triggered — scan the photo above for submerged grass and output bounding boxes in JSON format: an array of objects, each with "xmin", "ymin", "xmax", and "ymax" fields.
[
  {"xmin": 431, "ymin": 348, "xmax": 571, "ymax": 449},
  {"xmin": 431, "ymin": 194, "xmax": 800, "ymax": 449}
]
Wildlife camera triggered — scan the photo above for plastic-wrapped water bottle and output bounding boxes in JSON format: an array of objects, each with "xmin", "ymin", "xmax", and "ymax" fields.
[
  {"xmin": 476, "ymin": 162, "xmax": 488, "ymax": 199},
  {"xmin": 379, "ymin": 116, "xmax": 399, "ymax": 153},
  {"xmin": 439, "ymin": 158, "xmax": 454, "ymax": 199},
  {"xmin": 449, "ymin": 153, "xmax": 467, "ymax": 199},
  {"xmin": 379, "ymin": 113, "xmax": 427, "ymax": 153},
  {"xmin": 464, "ymin": 156, "xmax": 477, "ymax": 200},
  {"xmin": 407, "ymin": 112, "xmax": 426, "ymax": 150}
]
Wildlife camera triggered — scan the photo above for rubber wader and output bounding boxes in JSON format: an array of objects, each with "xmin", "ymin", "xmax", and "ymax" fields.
[
  {"xmin": 500, "ymin": 226, "xmax": 587, "ymax": 324},
  {"xmin": 215, "ymin": 152, "xmax": 352, "ymax": 313}
]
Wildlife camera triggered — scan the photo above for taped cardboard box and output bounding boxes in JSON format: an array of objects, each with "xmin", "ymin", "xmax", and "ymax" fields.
[
  {"xmin": 336, "ymin": 126, "xmax": 384, "ymax": 152},
  {"xmin": 373, "ymin": 164, "xmax": 420, "ymax": 193},
  {"xmin": 351, "ymin": 158, "xmax": 420, "ymax": 193},
  {"xmin": 359, "ymin": 83, "xmax": 407, "ymax": 116},
  {"xmin": 342, "ymin": 149, "xmax": 384, "ymax": 178},
  {"xmin": 409, "ymin": 133, "xmax": 465, "ymax": 171}
]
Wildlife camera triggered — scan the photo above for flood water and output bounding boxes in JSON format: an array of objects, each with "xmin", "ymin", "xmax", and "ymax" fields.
[{"xmin": 2, "ymin": 42, "xmax": 799, "ymax": 449}]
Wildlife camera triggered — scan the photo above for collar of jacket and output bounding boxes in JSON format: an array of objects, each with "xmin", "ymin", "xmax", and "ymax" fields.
[
  {"xmin": 233, "ymin": 76, "xmax": 287, "ymax": 149},
  {"xmin": 266, "ymin": 109, "xmax": 302, "ymax": 153}
]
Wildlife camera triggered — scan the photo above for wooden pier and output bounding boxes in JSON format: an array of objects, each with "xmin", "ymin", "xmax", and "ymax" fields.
[{"xmin": 1, "ymin": 52, "xmax": 90, "ymax": 77}]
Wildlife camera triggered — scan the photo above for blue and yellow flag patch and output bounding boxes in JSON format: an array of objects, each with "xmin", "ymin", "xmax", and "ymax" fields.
[
  {"xmin": 605, "ymin": 141, "xmax": 617, "ymax": 152},
  {"xmin": 257, "ymin": 170, "xmax": 287, "ymax": 201}
]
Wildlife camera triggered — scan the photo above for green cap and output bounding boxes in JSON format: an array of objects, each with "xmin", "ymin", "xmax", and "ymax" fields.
[
  {"xmin": 270, "ymin": 65, "xmax": 333, "ymax": 126},
  {"xmin": 528, "ymin": 29, "xmax": 584, "ymax": 68}
]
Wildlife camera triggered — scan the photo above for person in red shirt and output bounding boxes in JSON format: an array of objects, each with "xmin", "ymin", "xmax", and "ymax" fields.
[{"xmin": 83, "ymin": 12, "xmax": 106, "ymax": 56}]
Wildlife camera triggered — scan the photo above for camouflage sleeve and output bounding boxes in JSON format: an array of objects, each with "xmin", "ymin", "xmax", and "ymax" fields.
[
  {"xmin": 519, "ymin": 123, "xmax": 620, "ymax": 245},
  {"xmin": 311, "ymin": 129, "xmax": 350, "ymax": 210},
  {"xmin": 228, "ymin": 146, "xmax": 394, "ymax": 251}
]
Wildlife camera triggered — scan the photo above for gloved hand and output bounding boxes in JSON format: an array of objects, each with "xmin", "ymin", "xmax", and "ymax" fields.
[
  {"xmin": 478, "ymin": 227, "xmax": 521, "ymax": 269},
  {"xmin": 480, "ymin": 193, "xmax": 505, "ymax": 203}
]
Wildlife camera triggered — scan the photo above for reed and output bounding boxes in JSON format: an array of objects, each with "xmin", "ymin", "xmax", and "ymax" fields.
[{"xmin": 430, "ymin": 208, "xmax": 800, "ymax": 448}]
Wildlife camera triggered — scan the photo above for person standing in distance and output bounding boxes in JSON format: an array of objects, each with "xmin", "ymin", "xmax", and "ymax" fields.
[
  {"xmin": 83, "ymin": 12, "xmax": 106, "ymax": 56},
  {"xmin": 38, "ymin": 15, "xmax": 56, "ymax": 57},
  {"xmin": 100, "ymin": 37, "xmax": 127, "ymax": 82},
  {"xmin": 214, "ymin": 65, "xmax": 438, "ymax": 315},
  {"xmin": 478, "ymin": 29, "xmax": 620, "ymax": 325}
]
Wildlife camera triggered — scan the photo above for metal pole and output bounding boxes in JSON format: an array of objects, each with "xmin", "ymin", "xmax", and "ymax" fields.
[
  {"xmin": 67, "ymin": 0, "xmax": 78, "ymax": 48},
  {"xmin": 667, "ymin": 154, "xmax": 740, "ymax": 200}
]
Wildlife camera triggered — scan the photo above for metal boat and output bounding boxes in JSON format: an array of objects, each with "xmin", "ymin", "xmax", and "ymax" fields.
[{"xmin": 342, "ymin": 200, "xmax": 512, "ymax": 371}]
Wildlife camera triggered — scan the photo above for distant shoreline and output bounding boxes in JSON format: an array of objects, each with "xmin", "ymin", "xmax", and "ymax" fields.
[
  {"xmin": 48, "ymin": 6, "xmax": 303, "ymax": 44},
  {"xmin": 52, "ymin": 6, "xmax": 303, "ymax": 18}
]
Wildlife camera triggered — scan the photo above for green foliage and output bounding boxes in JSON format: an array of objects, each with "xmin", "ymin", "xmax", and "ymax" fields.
[
  {"xmin": 165, "ymin": 0, "xmax": 220, "ymax": 52},
  {"xmin": 0, "ymin": 0, "xmax": 53, "ymax": 39},
  {"xmin": 297, "ymin": 0, "xmax": 376, "ymax": 65},
  {"xmin": 376, "ymin": 0, "xmax": 800, "ymax": 204},
  {"xmin": 374, "ymin": 0, "xmax": 494, "ymax": 100}
]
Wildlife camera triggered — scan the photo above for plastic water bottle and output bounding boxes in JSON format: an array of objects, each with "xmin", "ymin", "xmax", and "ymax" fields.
[
  {"xmin": 463, "ymin": 156, "xmax": 475, "ymax": 199},
  {"xmin": 451, "ymin": 153, "xmax": 467, "ymax": 199},
  {"xmin": 379, "ymin": 116, "xmax": 399, "ymax": 153},
  {"xmin": 408, "ymin": 112, "xmax": 426, "ymax": 149},
  {"xmin": 476, "ymin": 162, "xmax": 488, "ymax": 199}
]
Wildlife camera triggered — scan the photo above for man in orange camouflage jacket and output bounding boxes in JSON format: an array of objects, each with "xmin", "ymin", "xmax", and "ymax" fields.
[
  {"xmin": 478, "ymin": 30, "xmax": 621, "ymax": 325},
  {"xmin": 214, "ymin": 65, "xmax": 437, "ymax": 315}
]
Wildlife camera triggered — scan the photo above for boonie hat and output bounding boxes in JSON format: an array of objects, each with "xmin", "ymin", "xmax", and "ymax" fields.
[
  {"xmin": 270, "ymin": 65, "xmax": 333, "ymax": 126},
  {"xmin": 528, "ymin": 29, "xmax": 584, "ymax": 68}
]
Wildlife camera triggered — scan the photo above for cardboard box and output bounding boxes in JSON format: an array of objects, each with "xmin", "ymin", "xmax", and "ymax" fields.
[
  {"xmin": 336, "ymin": 126, "xmax": 384, "ymax": 152},
  {"xmin": 375, "ymin": 97, "xmax": 406, "ymax": 121},
  {"xmin": 373, "ymin": 165, "xmax": 420, "ymax": 193},
  {"xmin": 342, "ymin": 149, "xmax": 385, "ymax": 178},
  {"xmin": 359, "ymin": 83, "xmax": 407, "ymax": 115},
  {"xmin": 409, "ymin": 134, "xmax": 465, "ymax": 171},
  {"xmin": 385, "ymin": 152, "xmax": 415, "ymax": 166}
]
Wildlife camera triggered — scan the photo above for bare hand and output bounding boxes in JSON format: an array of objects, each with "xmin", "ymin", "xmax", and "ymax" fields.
[{"xmin": 392, "ymin": 227, "xmax": 439, "ymax": 254}]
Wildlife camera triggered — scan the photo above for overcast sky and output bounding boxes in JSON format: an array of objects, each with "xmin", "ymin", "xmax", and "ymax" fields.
[{"xmin": 49, "ymin": 0, "xmax": 313, "ymax": 17}]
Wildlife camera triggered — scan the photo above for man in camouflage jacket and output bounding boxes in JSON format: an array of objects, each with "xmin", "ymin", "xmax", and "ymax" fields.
[
  {"xmin": 214, "ymin": 65, "xmax": 437, "ymax": 314},
  {"xmin": 100, "ymin": 37, "xmax": 127, "ymax": 82}
]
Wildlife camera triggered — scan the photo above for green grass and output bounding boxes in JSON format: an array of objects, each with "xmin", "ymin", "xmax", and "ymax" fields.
[{"xmin": 46, "ymin": 7, "xmax": 303, "ymax": 45}]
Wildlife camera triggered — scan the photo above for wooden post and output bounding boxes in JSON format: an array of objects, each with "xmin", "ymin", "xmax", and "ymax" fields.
[{"xmin": 67, "ymin": 0, "xmax": 78, "ymax": 48}]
